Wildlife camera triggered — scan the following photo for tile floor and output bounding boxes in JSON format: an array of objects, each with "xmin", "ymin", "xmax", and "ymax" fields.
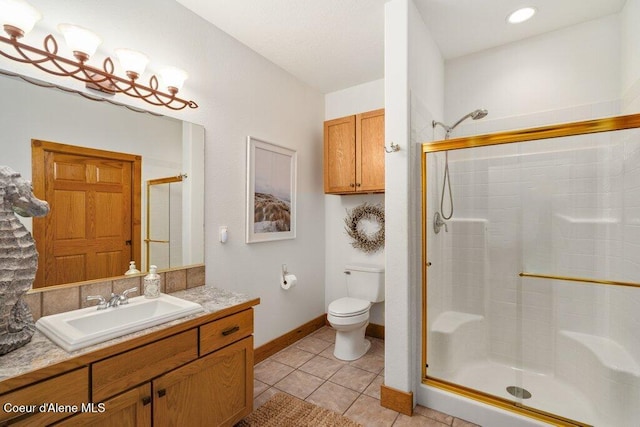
[{"xmin": 251, "ymin": 326, "xmax": 480, "ymax": 427}]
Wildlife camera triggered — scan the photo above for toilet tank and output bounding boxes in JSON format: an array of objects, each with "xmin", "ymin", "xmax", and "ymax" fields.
[{"xmin": 344, "ymin": 263, "xmax": 384, "ymax": 303}]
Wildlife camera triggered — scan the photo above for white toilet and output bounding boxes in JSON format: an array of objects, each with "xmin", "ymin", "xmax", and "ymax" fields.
[{"xmin": 327, "ymin": 263, "xmax": 384, "ymax": 361}]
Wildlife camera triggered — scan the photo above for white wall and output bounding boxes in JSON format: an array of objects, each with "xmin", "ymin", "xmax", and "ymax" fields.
[
  {"xmin": 0, "ymin": 0, "xmax": 326, "ymax": 347},
  {"xmin": 384, "ymin": 0, "xmax": 444, "ymax": 397},
  {"xmin": 621, "ymin": 0, "xmax": 640, "ymax": 113},
  {"xmin": 324, "ymin": 79, "xmax": 385, "ymax": 326},
  {"xmin": 445, "ymin": 14, "xmax": 621, "ymax": 129}
]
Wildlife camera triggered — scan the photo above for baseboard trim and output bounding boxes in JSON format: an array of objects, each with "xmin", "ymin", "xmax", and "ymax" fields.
[
  {"xmin": 255, "ymin": 314, "xmax": 385, "ymax": 365},
  {"xmin": 366, "ymin": 322, "xmax": 385, "ymax": 340},
  {"xmin": 254, "ymin": 314, "xmax": 326, "ymax": 364},
  {"xmin": 380, "ymin": 384, "xmax": 413, "ymax": 416}
]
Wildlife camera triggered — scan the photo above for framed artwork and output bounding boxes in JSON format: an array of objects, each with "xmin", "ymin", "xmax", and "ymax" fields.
[{"xmin": 246, "ymin": 136, "xmax": 297, "ymax": 243}]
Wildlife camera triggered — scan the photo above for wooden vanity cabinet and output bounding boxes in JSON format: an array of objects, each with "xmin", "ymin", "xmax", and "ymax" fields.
[
  {"xmin": 153, "ymin": 336, "xmax": 253, "ymax": 427},
  {"xmin": 5, "ymin": 305, "xmax": 257, "ymax": 427},
  {"xmin": 53, "ymin": 384, "xmax": 151, "ymax": 427},
  {"xmin": 324, "ymin": 108, "xmax": 385, "ymax": 194},
  {"xmin": 0, "ymin": 368, "xmax": 88, "ymax": 426}
]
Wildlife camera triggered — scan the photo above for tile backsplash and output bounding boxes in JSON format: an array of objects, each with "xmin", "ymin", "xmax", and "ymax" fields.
[{"xmin": 24, "ymin": 264, "xmax": 205, "ymax": 320}]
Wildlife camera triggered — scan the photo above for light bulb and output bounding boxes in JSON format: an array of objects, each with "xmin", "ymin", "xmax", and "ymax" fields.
[
  {"xmin": 115, "ymin": 48, "xmax": 149, "ymax": 80},
  {"xmin": 58, "ymin": 24, "xmax": 102, "ymax": 62},
  {"xmin": 158, "ymin": 67, "xmax": 188, "ymax": 94},
  {"xmin": 0, "ymin": 0, "xmax": 41, "ymax": 38},
  {"xmin": 507, "ymin": 7, "xmax": 536, "ymax": 24}
]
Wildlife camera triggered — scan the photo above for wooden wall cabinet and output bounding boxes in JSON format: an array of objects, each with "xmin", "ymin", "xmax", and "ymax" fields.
[
  {"xmin": 2, "ymin": 305, "xmax": 256, "ymax": 427},
  {"xmin": 324, "ymin": 108, "xmax": 385, "ymax": 194}
]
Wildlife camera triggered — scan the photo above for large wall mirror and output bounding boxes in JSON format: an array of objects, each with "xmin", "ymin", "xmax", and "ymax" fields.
[{"xmin": 0, "ymin": 71, "xmax": 204, "ymax": 288}]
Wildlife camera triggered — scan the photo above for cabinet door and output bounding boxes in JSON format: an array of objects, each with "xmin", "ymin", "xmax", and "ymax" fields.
[
  {"xmin": 53, "ymin": 384, "xmax": 151, "ymax": 427},
  {"xmin": 356, "ymin": 109, "xmax": 385, "ymax": 192},
  {"xmin": 324, "ymin": 115, "xmax": 356, "ymax": 193},
  {"xmin": 0, "ymin": 368, "xmax": 88, "ymax": 426},
  {"xmin": 153, "ymin": 336, "xmax": 253, "ymax": 427}
]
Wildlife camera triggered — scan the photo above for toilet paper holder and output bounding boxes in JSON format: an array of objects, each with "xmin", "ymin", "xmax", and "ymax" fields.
[{"xmin": 282, "ymin": 264, "xmax": 289, "ymax": 284}]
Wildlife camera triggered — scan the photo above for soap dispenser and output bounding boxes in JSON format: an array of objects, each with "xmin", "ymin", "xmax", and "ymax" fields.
[
  {"xmin": 144, "ymin": 265, "xmax": 161, "ymax": 298},
  {"xmin": 124, "ymin": 261, "xmax": 141, "ymax": 275}
]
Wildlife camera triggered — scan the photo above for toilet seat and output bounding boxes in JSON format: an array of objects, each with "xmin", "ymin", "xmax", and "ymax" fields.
[{"xmin": 328, "ymin": 297, "xmax": 370, "ymax": 317}]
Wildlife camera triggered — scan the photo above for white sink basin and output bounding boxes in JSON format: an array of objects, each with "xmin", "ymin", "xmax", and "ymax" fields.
[{"xmin": 36, "ymin": 293, "xmax": 204, "ymax": 352}]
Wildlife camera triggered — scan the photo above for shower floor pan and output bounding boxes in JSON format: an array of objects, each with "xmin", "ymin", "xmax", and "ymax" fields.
[{"xmin": 450, "ymin": 360, "xmax": 596, "ymax": 426}]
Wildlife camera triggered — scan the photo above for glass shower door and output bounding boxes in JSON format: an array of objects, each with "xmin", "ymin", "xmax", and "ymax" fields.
[
  {"xmin": 517, "ymin": 129, "xmax": 640, "ymax": 426},
  {"xmin": 423, "ymin": 117, "xmax": 640, "ymax": 426},
  {"xmin": 146, "ymin": 175, "xmax": 184, "ymax": 271}
]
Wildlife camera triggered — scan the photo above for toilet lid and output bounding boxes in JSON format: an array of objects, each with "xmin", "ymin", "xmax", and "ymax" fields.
[{"xmin": 328, "ymin": 297, "xmax": 370, "ymax": 317}]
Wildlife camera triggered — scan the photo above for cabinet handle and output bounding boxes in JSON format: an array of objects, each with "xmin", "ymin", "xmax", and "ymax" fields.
[
  {"xmin": 222, "ymin": 325, "xmax": 240, "ymax": 336},
  {"xmin": 3, "ymin": 408, "xmax": 41, "ymax": 424},
  {"xmin": 142, "ymin": 396, "xmax": 151, "ymax": 405},
  {"xmin": 350, "ymin": 183, "xmax": 355, "ymax": 187},
  {"xmin": 157, "ymin": 389, "xmax": 166, "ymax": 398},
  {"xmin": 356, "ymin": 183, "xmax": 361, "ymax": 187}
]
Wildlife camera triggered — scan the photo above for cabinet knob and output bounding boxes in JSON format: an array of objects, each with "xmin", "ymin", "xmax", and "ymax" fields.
[
  {"xmin": 142, "ymin": 396, "xmax": 152, "ymax": 405},
  {"xmin": 356, "ymin": 183, "xmax": 361, "ymax": 187},
  {"xmin": 157, "ymin": 389, "xmax": 166, "ymax": 398},
  {"xmin": 350, "ymin": 183, "xmax": 355, "ymax": 187}
]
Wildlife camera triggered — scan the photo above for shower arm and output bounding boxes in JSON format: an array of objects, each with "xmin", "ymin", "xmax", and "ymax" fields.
[
  {"xmin": 432, "ymin": 109, "xmax": 488, "ymax": 140},
  {"xmin": 432, "ymin": 121, "xmax": 452, "ymax": 139}
]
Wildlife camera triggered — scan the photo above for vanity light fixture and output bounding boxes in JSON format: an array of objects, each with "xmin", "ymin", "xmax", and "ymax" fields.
[
  {"xmin": 507, "ymin": 7, "xmax": 537, "ymax": 24},
  {"xmin": 0, "ymin": 0, "xmax": 197, "ymax": 110}
]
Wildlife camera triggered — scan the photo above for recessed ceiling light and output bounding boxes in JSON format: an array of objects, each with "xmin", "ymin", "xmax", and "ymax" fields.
[{"xmin": 507, "ymin": 7, "xmax": 537, "ymax": 24}]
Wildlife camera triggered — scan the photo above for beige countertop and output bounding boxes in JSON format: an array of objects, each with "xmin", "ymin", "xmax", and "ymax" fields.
[{"xmin": 0, "ymin": 286, "xmax": 258, "ymax": 390}]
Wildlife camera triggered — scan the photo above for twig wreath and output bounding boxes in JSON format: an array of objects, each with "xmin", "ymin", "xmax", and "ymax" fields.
[{"xmin": 344, "ymin": 203, "xmax": 385, "ymax": 253}]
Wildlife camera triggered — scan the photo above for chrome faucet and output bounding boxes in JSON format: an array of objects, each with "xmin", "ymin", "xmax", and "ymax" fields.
[
  {"xmin": 86, "ymin": 295, "xmax": 108, "ymax": 310},
  {"xmin": 118, "ymin": 287, "xmax": 138, "ymax": 305},
  {"xmin": 86, "ymin": 287, "xmax": 138, "ymax": 310}
]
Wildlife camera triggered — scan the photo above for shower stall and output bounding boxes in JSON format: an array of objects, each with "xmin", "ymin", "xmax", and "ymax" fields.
[{"xmin": 421, "ymin": 114, "xmax": 640, "ymax": 426}]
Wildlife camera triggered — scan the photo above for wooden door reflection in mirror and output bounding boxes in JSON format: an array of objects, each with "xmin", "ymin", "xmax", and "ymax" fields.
[{"xmin": 32, "ymin": 140, "xmax": 142, "ymax": 288}]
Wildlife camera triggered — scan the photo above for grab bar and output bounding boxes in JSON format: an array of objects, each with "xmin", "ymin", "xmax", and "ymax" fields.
[{"xmin": 519, "ymin": 272, "xmax": 640, "ymax": 289}]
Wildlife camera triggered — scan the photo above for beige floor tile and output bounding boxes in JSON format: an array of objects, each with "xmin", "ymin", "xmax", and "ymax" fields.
[
  {"xmin": 414, "ymin": 405, "xmax": 454, "ymax": 425},
  {"xmin": 452, "ymin": 418, "xmax": 481, "ymax": 427},
  {"xmin": 393, "ymin": 413, "xmax": 450, "ymax": 426},
  {"xmin": 368, "ymin": 338, "xmax": 385, "ymax": 358},
  {"xmin": 319, "ymin": 344, "xmax": 342, "ymax": 361},
  {"xmin": 363, "ymin": 374, "xmax": 384, "ymax": 399},
  {"xmin": 329, "ymin": 364, "xmax": 377, "ymax": 393},
  {"xmin": 295, "ymin": 335, "xmax": 333, "ymax": 354},
  {"xmin": 274, "ymin": 370, "xmax": 324, "ymax": 400},
  {"xmin": 305, "ymin": 381, "xmax": 360, "ymax": 415},
  {"xmin": 246, "ymin": 333, "xmax": 468, "ymax": 427},
  {"xmin": 270, "ymin": 346, "xmax": 315, "ymax": 368},
  {"xmin": 299, "ymin": 355, "xmax": 346, "ymax": 379},
  {"xmin": 344, "ymin": 394, "xmax": 399, "ymax": 427},
  {"xmin": 311, "ymin": 326, "xmax": 337, "ymax": 342},
  {"xmin": 350, "ymin": 353, "xmax": 385, "ymax": 374},
  {"xmin": 253, "ymin": 387, "xmax": 281, "ymax": 409},
  {"xmin": 254, "ymin": 359, "xmax": 294, "ymax": 385},
  {"xmin": 253, "ymin": 379, "xmax": 269, "ymax": 397}
]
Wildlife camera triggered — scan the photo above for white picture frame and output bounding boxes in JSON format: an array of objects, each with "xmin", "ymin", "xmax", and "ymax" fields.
[{"xmin": 246, "ymin": 136, "xmax": 297, "ymax": 243}]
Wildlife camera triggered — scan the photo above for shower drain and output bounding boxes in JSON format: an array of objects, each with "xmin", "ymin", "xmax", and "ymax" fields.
[{"xmin": 506, "ymin": 386, "xmax": 532, "ymax": 399}]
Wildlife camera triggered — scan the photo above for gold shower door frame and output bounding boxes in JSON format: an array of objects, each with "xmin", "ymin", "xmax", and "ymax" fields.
[
  {"xmin": 420, "ymin": 113, "xmax": 640, "ymax": 427},
  {"xmin": 145, "ymin": 175, "xmax": 185, "ymax": 271}
]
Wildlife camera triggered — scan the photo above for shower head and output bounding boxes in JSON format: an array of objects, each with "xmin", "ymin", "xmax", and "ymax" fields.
[
  {"xmin": 470, "ymin": 109, "xmax": 488, "ymax": 120},
  {"xmin": 432, "ymin": 108, "xmax": 488, "ymax": 139}
]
